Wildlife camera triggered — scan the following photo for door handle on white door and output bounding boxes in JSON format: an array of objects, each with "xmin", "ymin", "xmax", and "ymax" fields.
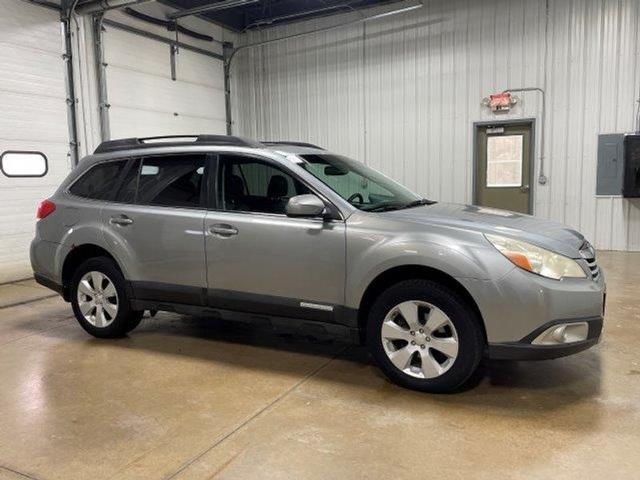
[
  {"xmin": 109, "ymin": 215, "xmax": 133, "ymax": 226},
  {"xmin": 209, "ymin": 224, "xmax": 238, "ymax": 237}
]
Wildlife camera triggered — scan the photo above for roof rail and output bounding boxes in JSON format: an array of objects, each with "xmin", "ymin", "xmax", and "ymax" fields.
[
  {"xmin": 261, "ymin": 141, "xmax": 324, "ymax": 150},
  {"xmin": 94, "ymin": 135, "xmax": 263, "ymax": 154}
]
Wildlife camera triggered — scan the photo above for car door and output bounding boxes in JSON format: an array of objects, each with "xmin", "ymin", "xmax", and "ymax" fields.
[
  {"xmin": 204, "ymin": 153, "xmax": 346, "ymax": 323},
  {"xmin": 101, "ymin": 153, "xmax": 209, "ymax": 305}
]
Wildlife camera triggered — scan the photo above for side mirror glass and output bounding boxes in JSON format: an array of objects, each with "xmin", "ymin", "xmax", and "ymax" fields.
[{"xmin": 286, "ymin": 194, "xmax": 326, "ymax": 218}]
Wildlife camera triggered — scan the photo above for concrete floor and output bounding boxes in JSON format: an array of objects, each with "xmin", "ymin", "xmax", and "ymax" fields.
[{"xmin": 0, "ymin": 251, "xmax": 638, "ymax": 480}]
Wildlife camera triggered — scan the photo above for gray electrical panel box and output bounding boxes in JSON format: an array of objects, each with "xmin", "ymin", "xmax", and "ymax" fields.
[
  {"xmin": 596, "ymin": 134, "xmax": 624, "ymax": 195},
  {"xmin": 596, "ymin": 133, "xmax": 640, "ymax": 196}
]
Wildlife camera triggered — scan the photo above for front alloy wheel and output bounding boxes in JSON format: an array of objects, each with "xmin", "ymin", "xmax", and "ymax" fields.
[
  {"xmin": 381, "ymin": 301, "xmax": 459, "ymax": 379},
  {"xmin": 367, "ymin": 279, "xmax": 484, "ymax": 393}
]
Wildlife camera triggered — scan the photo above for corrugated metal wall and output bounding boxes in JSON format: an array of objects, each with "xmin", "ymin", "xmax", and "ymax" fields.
[{"xmin": 232, "ymin": 0, "xmax": 640, "ymax": 251}]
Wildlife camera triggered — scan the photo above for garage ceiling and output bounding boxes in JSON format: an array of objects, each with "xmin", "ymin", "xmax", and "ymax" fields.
[{"xmin": 159, "ymin": 0, "xmax": 402, "ymax": 31}]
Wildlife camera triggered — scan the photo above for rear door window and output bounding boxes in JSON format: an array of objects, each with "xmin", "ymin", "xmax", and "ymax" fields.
[
  {"xmin": 69, "ymin": 160, "xmax": 127, "ymax": 200},
  {"xmin": 134, "ymin": 155, "xmax": 206, "ymax": 208}
]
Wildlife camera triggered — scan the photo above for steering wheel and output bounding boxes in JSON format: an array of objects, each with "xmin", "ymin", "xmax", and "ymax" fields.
[{"xmin": 347, "ymin": 192, "xmax": 364, "ymax": 204}]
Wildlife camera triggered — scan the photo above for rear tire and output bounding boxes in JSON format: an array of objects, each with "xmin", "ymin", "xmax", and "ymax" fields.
[
  {"xmin": 366, "ymin": 279, "xmax": 484, "ymax": 393},
  {"xmin": 125, "ymin": 313, "xmax": 144, "ymax": 333},
  {"xmin": 70, "ymin": 257, "xmax": 143, "ymax": 338}
]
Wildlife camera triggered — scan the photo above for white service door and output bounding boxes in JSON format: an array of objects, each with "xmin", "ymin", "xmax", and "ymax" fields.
[
  {"xmin": 0, "ymin": 1, "xmax": 70, "ymax": 282},
  {"xmin": 103, "ymin": 26, "xmax": 226, "ymax": 138}
]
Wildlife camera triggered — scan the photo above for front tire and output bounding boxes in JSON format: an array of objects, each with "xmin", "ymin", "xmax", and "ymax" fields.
[
  {"xmin": 366, "ymin": 279, "xmax": 484, "ymax": 393},
  {"xmin": 70, "ymin": 257, "xmax": 143, "ymax": 338}
]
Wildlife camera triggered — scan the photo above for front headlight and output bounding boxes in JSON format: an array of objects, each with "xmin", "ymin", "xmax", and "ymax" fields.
[{"xmin": 485, "ymin": 233, "xmax": 586, "ymax": 280}]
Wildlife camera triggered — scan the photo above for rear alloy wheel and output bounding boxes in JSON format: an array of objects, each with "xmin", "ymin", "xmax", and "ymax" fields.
[
  {"xmin": 76, "ymin": 271, "xmax": 119, "ymax": 328},
  {"xmin": 71, "ymin": 257, "xmax": 143, "ymax": 338},
  {"xmin": 367, "ymin": 279, "xmax": 484, "ymax": 393}
]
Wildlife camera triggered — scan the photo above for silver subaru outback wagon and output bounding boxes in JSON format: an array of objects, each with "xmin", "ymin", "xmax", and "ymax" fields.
[{"xmin": 31, "ymin": 135, "xmax": 605, "ymax": 393}]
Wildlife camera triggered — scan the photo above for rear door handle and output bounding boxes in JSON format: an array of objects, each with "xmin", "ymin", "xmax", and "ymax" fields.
[
  {"xmin": 209, "ymin": 224, "xmax": 238, "ymax": 237},
  {"xmin": 109, "ymin": 215, "xmax": 134, "ymax": 226}
]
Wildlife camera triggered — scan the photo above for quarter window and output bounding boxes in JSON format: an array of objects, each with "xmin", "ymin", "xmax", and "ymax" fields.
[
  {"xmin": 69, "ymin": 160, "xmax": 127, "ymax": 200},
  {"xmin": 218, "ymin": 155, "xmax": 310, "ymax": 214}
]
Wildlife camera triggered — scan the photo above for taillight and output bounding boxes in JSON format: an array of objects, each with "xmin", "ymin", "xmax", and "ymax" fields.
[{"xmin": 37, "ymin": 199, "xmax": 56, "ymax": 220}]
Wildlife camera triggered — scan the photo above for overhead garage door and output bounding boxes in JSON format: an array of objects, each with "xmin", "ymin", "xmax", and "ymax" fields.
[
  {"xmin": 0, "ymin": 1, "xmax": 70, "ymax": 282},
  {"xmin": 103, "ymin": 25, "xmax": 226, "ymax": 139}
]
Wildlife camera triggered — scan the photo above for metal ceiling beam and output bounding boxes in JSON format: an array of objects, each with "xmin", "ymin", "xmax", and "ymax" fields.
[
  {"xmin": 166, "ymin": 0, "xmax": 259, "ymax": 20},
  {"xmin": 102, "ymin": 18, "xmax": 224, "ymax": 59},
  {"xmin": 75, "ymin": 0, "xmax": 152, "ymax": 15},
  {"xmin": 242, "ymin": 2, "xmax": 362, "ymax": 31}
]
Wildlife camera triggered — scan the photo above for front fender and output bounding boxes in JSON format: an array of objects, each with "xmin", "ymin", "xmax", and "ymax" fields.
[{"xmin": 345, "ymin": 223, "xmax": 512, "ymax": 309}]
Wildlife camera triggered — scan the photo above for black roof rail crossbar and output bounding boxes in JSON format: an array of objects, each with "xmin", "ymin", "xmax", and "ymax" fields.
[
  {"xmin": 94, "ymin": 135, "xmax": 262, "ymax": 154},
  {"xmin": 261, "ymin": 141, "xmax": 324, "ymax": 150}
]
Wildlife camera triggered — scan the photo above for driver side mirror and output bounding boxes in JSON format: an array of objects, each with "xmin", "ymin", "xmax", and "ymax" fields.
[{"xmin": 286, "ymin": 194, "xmax": 327, "ymax": 218}]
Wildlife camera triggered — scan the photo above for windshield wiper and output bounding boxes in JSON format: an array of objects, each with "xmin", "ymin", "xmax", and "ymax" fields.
[
  {"xmin": 362, "ymin": 198, "xmax": 435, "ymax": 213},
  {"xmin": 363, "ymin": 203, "xmax": 404, "ymax": 212},
  {"xmin": 400, "ymin": 198, "xmax": 436, "ymax": 209}
]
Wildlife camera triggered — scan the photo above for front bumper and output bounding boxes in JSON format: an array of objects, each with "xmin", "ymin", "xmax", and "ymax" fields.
[
  {"xmin": 487, "ymin": 316, "xmax": 603, "ymax": 360},
  {"xmin": 459, "ymin": 263, "xmax": 605, "ymax": 344}
]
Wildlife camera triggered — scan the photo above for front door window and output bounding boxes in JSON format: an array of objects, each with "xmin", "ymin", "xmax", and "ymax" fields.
[{"xmin": 217, "ymin": 155, "xmax": 310, "ymax": 214}]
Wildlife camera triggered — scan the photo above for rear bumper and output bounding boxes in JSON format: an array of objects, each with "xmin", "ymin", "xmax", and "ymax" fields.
[
  {"xmin": 34, "ymin": 273, "xmax": 66, "ymax": 299},
  {"xmin": 31, "ymin": 238, "xmax": 69, "ymax": 300},
  {"xmin": 487, "ymin": 316, "xmax": 603, "ymax": 360}
]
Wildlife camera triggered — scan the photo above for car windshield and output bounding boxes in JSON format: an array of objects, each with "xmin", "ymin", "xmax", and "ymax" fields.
[{"xmin": 297, "ymin": 154, "xmax": 433, "ymax": 211}]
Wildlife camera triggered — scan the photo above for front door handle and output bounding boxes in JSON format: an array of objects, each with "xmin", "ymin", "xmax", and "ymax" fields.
[
  {"xmin": 109, "ymin": 215, "xmax": 133, "ymax": 226},
  {"xmin": 209, "ymin": 224, "xmax": 238, "ymax": 237},
  {"xmin": 520, "ymin": 185, "xmax": 530, "ymax": 193}
]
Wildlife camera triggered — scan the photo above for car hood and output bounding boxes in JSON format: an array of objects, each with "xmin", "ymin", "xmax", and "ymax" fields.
[{"xmin": 385, "ymin": 203, "xmax": 586, "ymax": 258}]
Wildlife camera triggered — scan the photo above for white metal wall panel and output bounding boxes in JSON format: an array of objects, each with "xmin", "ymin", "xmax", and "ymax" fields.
[
  {"xmin": 233, "ymin": 0, "xmax": 640, "ymax": 251},
  {"xmin": 104, "ymin": 27, "xmax": 226, "ymax": 139},
  {"xmin": 0, "ymin": 0, "xmax": 70, "ymax": 282}
]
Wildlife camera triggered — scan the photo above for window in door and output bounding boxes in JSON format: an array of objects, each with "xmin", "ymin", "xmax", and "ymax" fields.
[
  {"xmin": 486, "ymin": 135, "xmax": 523, "ymax": 187},
  {"xmin": 217, "ymin": 155, "xmax": 310, "ymax": 214},
  {"xmin": 130, "ymin": 155, "xmax": 206, "ymax": 208}
]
